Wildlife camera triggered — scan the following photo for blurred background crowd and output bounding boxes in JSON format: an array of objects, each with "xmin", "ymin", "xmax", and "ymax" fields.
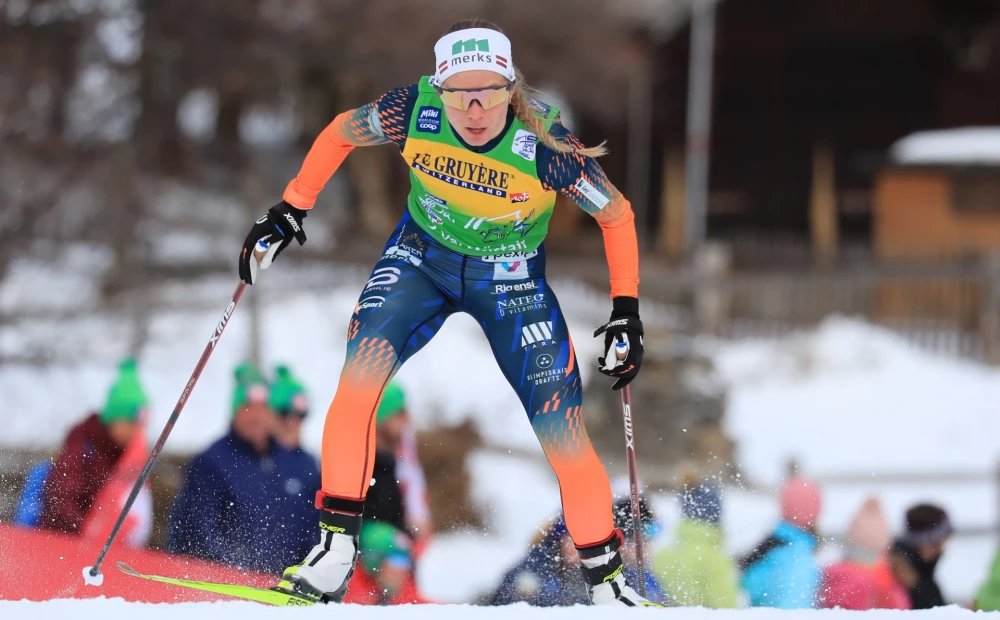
[{"xmin": 1, "ymin": 0, "xmax": 1000, "ymax": 609}]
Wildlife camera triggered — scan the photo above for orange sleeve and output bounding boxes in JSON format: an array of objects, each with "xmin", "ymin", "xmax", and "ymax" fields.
[
  {"xmin": 282, "ymin": 110, "xmax": 360, "ymax": 209},
  {"xmin": 540, "ymin": 130, "xmax": 639, "ymax": 299},
  {"xmin": 594, "ymin": 194, "xmax": 640, "ymax": 299}
]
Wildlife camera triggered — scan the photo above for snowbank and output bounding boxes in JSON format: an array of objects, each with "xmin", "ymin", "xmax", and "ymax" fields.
[
  {"xmin": 0, "ymin": 599, "xmax": 985, "ymax": 617},
  {"xmin": 714, "ymin": 316, "xmax": 1000, "ymax": 484},
  {"xmin": 890, "ymin": 127, "xmax": 1000, "ymax": 166},
  {"xmin": 0, "ymin": 274, "xmax": 604, "ymax": 456}
]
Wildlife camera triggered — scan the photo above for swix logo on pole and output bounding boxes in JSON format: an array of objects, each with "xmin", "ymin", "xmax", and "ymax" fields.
[
  {"xmin": 210, "ymin": 300, "xmax": 237, "ymax": 348},
  {"xmin": 622, "ymin": 403, "xmax": 634, "ymax": 450}
]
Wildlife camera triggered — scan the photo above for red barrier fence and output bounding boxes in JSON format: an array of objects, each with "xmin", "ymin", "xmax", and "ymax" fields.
[{"xmin": 0, "ymin": 524, "xmax": 275, "ymax": 603}]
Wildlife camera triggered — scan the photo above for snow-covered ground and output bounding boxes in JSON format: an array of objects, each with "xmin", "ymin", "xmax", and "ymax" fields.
[
  {"xmin": 2, "ymin": 266, "xmax": 998, "ymax": 607},
  {"xmin": 0, "ymin": 599, "xmax": 987, "ymax": 617}
]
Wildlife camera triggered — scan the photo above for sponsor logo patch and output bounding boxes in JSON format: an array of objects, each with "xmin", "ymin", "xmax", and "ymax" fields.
[
  {"xmin": 494, "ymin": 280, "xmax": 538, "ymax": 295},
  {"xmin": 493, "ymin": 261, "xmax": 529, "ymax": 281},
  {"xmin": 416, "ymin": 106, "xmax": 441, "ymax": 133},
  {"xmin": 512, "ymin": 129, "xmax": 537, "ymax": 161},
  {"xmin": 521, "ymin": 321, "xmax": 554, "ymax": 347},
  {"xmin": 496, "ymin": 293, "xmax": 546, "ymax": 317},
  {"xmin": 574, "ymin": 178, "xmax": 610, "ymax": 209},
  {"xmin": 364, "ymin": 266, "xmax": 400, "ymax": 292}
]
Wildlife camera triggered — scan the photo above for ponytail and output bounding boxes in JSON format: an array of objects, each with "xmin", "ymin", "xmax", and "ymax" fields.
[{"xmin": 510, "ymin": 70, "xmax": 608, "ymax": 158}]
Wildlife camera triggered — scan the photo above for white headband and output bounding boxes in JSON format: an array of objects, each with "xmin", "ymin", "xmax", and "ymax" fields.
[{"xmin": 433, "ymin": 28, "xmax": 516, "ymax": 85}]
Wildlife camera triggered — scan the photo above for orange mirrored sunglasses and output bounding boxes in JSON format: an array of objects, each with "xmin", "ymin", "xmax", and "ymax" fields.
[{"xmin": 435, "ymin": 82, "xmax": 515, "ymax": 111}]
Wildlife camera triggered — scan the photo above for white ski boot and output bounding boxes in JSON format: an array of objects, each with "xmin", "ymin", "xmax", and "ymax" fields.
[
  {"xmin": 578, "ymin": 531, "xmax": 661, "ymax": 607},
  {"xmin": 276, "ymin": 500, "xmax": 362, "ymax": 603}
]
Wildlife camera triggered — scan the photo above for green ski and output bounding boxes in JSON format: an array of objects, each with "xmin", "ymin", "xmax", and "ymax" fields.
[{"xmin": 116, "ymin": 562, "xmax": 317, "ymax": 607}]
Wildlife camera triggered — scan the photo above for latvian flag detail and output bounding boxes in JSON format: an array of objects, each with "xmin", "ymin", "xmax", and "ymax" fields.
[
  {"xmin": 521, "ymin": 321, "xmax": 553, "ymax": 347},
  {"xmin": 439, "ymin": 60, "xmax": 449, "ymax": 73},
  {"xmin": 496, "ymin": 55, "xmax": 508, "ymax": 69}
]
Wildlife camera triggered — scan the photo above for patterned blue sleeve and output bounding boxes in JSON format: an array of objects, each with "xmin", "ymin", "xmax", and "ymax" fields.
[{"xmin": 373, "ymin": 84, "xmax": 418, "ymax": 151}]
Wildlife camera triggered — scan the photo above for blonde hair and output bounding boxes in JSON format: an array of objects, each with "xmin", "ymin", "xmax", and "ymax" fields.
[{"xmin": 444, "ymin": 19, "xmax": 608, "ymax": 159}]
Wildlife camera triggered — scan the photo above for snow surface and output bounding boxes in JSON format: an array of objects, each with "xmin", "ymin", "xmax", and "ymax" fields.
[
  {"xmin": 890, "ymin": 127, "xmax": 1000, "ymax": 166},
  {"xmin": 0, "ymin": 599, "xmax": 987, "ymax": 617}
]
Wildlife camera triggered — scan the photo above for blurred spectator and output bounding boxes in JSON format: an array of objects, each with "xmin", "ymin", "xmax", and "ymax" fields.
[
  {"xmin": 346, "ymin": 521, "xmax": 429, "ymax": 605},
  {"xmin": 166, "ymin": 363, "xmax": 319, "ymax": 574},
  {"xmin": 740, "ymin": 476, "xmax": 822, "ymax": 609},
  {"xmin": 819, "ymin": 497, "xmax": 909, "ymax": 610},
  {"xmin": 39, "ymin": 359, "xmax": 148, "ymax": 535},
  {"xmin": 975, "ymin": 548, "xmax": 1000, "ymax": 611},
  {"xmin": 612, "ymin": 497, "xmax": 670, "ymax": 605},
  {"xmin": 889, "ymin": 503, "xmax": 952, "ymax": 609},
  {"xmin": 487, "ymin": 501, "xmax": 665, "ymax": 607},
  {"xmin": 487, "ymin": 516, "xmax": 589, "ymax": 606},
  {"xmin": 14, "ymin": 461, "xmax": 52, "ymax": 527},
  {"xmin": 80, "ymin": 420, "xmax": 153, "ymax": 548},
  {"xmin": 368, "ymin": 381, "xmax": 433, "ymax": 539},
  {"xmin": 653, "ymin": 483, "xmax": 740, "ymax": 608},
  {"xmin": 268, "ymin": 365, "xmax": 313, "ymax": 455}
]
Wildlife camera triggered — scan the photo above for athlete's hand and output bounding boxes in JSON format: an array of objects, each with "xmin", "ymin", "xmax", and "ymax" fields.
[
  {"xmin": 594, "ymin": 297, "xmax": 644, "ymax": 391},
  {"xmin": 239, "ymin": 201, "xmax": 308, "ymax": 284}
]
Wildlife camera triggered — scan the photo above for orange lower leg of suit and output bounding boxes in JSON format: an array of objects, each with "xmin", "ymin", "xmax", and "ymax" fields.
[{"xmin": 320, "ymin": 257, "xmax": 615, "ymax": 548}]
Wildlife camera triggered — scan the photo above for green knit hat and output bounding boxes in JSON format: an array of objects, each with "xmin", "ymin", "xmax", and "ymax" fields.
[
  {"xmin": 375, "ymin": 381, "xmax": 406, "ymax": 426},
  {"xmin": 231, "ymin": 362, "xmax": 269, "ymax": 415},
  {"xmin": 268, "ymin": 365, "xmax": 309, "ymax": 417},
  {"xmin": 99, "ymin": 358, "xmax": 148, "ymax": 425},
  {"xmin": 359, "ymin": 521, "xmax": 413, "ymax": 573}
]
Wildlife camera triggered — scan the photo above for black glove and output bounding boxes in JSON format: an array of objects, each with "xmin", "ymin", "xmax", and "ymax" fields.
[
  {"xmin": 594, "ymin": 296, "xmax": 644, "ymax": 391},
  {"xmin": 239, "ymin": 201, "xmax": 308, "ymax": 284}
]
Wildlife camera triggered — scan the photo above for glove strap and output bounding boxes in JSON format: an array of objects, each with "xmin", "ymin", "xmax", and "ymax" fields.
[{"xmin": 611, "ymin": 296, "xmax": 639, "ymax": 318}]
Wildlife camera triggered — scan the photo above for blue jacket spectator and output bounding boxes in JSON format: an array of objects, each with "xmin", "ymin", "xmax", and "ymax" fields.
[
  {"xmin": 14, "ymin": 461, "xmax": 52, "ymax": 527},
  {"xmin": 740, "ymin": 477, "xmax": 823, "ymax": 609},
  {"xmin": 488, "ymin": 517, "xmax": 590, "ymax": 607},
  {"xmin": 166, "ymin": 364, "xmax": 319, "ymax": 574},
  {"xmin": 488, "ymin": 503, "xmax": 668, "ymax": 607}
]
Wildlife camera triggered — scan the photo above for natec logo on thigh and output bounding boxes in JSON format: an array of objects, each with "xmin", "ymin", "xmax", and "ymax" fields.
[
  {"xmin": 496, "ymin": 293, "xmax": 546, "ymax": 317},
  {"xmin": 493, "ymin": 280, "xmax": 538, "ymax": 295}
]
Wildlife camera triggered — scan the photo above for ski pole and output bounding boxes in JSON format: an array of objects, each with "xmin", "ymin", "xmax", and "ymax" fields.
[
  {"xmin": 83, "ymin": 281, "xmax": 248, "ymax": 586},
  {"xmin": 618, "ymin": 384, "xmax": 647, "ymax": 597}
]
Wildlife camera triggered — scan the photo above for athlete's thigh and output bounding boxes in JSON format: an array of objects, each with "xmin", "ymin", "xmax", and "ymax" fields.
[
  {"xmin": 347, "ymin": 253, "xmax": 455, "ymax": 370},
  {"xmin": 467, "ymin": 275, "xmax": 580, "ymax": 423}
]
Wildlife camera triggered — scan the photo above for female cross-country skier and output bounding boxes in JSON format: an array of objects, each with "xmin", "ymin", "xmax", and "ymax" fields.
[{"xmin": 238, "ymin": 18, "xmax": 651, "ymax": 607}]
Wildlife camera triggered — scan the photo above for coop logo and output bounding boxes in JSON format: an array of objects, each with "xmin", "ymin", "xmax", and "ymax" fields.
[
  {"xmin": 497, "ymin": 293, "xmax": 546, "ymax": 318},
  {"xmin": 494, "ymin": 280, "xmax": 538, "ymax": 295},
  {"xmin": 364, "ymin": 267, "xmax": 400, "ymax": 292},
  {"xmin": 210, "ymin": 300, "xmax": 237, "ymax": 348},
  {"xmin": 355, "ymin": 295, "xmax": 386, "ymax": 313},
  {"xmin": 416, "ymin": 106, "xmax": 441, "ymax": 134},
  {"xmin": 410, "ymin": 152, "xmax": 510, "ymax": 198}
]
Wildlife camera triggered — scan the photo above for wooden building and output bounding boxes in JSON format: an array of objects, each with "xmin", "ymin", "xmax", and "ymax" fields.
[{"xmin": 647, "ymin": 0, "xmax": 1000, "ymax": 260}]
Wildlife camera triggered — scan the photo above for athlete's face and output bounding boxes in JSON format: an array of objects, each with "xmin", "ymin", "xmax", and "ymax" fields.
[{"xmin": 441, "ymin": 70, "xmax": 510, "ymax": 147}]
